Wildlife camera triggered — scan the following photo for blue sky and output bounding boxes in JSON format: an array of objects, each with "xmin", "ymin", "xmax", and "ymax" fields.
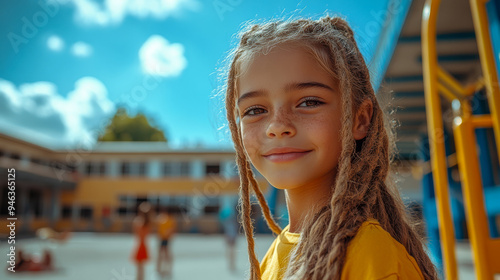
[{"xmin": 0, "ymin": 0, "xmax": 391, "ymax": 150}]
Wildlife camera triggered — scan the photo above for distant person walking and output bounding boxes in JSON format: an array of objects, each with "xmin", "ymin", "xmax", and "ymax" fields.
[
  {"xmin": 101, "ymin": 205, "xmax": 112, "ymax": 231},
  {"xmin": 132, "ymin": 202, "xmax": 152, "ymax": 280},
  {"xmin": 156, "ymin": 207, "xmax": 177, "ymax": 278},
  {"xmin": 219, "ymin": 205, "xmax": 239, "ymax": 272}
]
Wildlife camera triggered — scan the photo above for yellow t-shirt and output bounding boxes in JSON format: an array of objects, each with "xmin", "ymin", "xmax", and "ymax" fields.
[
  {"xmin": 157, "ymin": 215, "xmax": 176, "ymax": 240},
  {"xmin": 260, "ymin": 219, "xmax": 424, "ymax": 280}
]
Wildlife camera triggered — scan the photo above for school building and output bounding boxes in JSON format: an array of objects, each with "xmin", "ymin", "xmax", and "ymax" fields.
[{"xmin": 0, "ymin": 132, "xmax": 274, "ymax": 236}]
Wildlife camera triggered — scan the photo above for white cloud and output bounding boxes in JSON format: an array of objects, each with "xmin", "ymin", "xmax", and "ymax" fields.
[
  {"xmin": 0, "ymin": 77, "xmax": 115, "ymax": 149},
  {"xmin": 47, "ymin": 35, "xmax": 64, "ymax": 51},
  {"xmin": 139, "ymin": 35, "xmax": 187, "ymax": 77},
  {"xmin": 67, "ymin": 0, "xmax": 200, "ymax": 26},
  {"xmin": 71, "ymin": 41, "xmax": 93, "ymax": 57}
]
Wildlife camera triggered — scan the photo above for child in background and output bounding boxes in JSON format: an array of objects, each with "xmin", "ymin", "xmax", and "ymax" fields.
[
  {"xmin": 219, "ymin": 199, "xmax": 240, "ymax": 272},
  {"xmin": 156, "ymin": 207, "xmax": 176, "ymax": 278},
  {"xmin": 132, "ymin": 202, "xmax": 152, "ymax": 280},
  {"xmin": 223, "ymin": 16, "xmax": 437, "ymax": 279}
]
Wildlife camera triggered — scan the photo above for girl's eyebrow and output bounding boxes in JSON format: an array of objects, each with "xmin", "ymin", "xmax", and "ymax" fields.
[
  {"xmin": 237, "ymin": 90, "xmax": 264, "ymax": 106},
  {"xmin": 285, "ymin": 81, "xmax": 334, "ymax": 93},
  {"xmin": 237, "ymin": 81, "xmax": 334, "ymax": 106}
]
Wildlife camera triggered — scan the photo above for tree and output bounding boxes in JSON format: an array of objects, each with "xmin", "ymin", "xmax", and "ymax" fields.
[{"xmin": 98, "ymin": 107, "xmax": 167, "ymax": 142}]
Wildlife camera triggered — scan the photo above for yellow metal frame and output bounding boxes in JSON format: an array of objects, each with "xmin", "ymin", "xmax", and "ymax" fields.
[
  {"xmin": 454, "ymin": 113, "xmax": 500, "ymax": 280},
  {"xmin": 422, "ymin": 1, "xmax": 458, "ymax": 278},
  {"xmin": 463, "ymin": 0, "xmax": 500, "ymax": 279},
  {"xmin": 422, "ymin": 0, "xmax": 500, "ymax": 279},
  {"xmin": 470, "ymin": 0, "xmax": 500, "ymax": 162}
]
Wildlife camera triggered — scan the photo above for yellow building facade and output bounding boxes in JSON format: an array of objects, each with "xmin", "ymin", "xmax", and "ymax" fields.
[{"xmin": 0, "ymin": 133, "xmax": 269, "ymax": 236}]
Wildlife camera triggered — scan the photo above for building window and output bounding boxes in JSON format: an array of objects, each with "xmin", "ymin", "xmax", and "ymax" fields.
[
  {"xmin": 49, "ymin": 161, "xmax": 68, "ymax": 174},
  {"xmin": 82, "ymin": 162, "xmax": 106, "ymax": 176},
  {"xmin": 67, "ymin": 164, "xmax": 77, "ymax": 173},
  {"xmin": 204, "ymin": 205, "xmax": 220, "ymax": 214},
  {"xmin": 158, "ymin": 195, "xmax": 188, "ymax": 214},
  {"xmin": 118, "ymin": 195, "xmax": 137, "ymax": 216},
  {"xmin": 10, "ymin": 153, "xmax": 20, "ymax": 160},
  {"xmin": 179, "ymin": 162, "xmax": 190, "ymax": 176},
  {"xmin": 163, "ymin": 162, "xmax": 173, "ymax": 176},
  {"xmin": 162, "ymin": 162, "xmax": 190, "ymax": 177},
  {"xmin": 85, "ymin": 162, "xmax": 92, "ymax": 175},
  {"xmin": 117, "ymin": 207, "xmax": 128, "ymax": 216},
  {"xmin": 148, "ymin": 195, "xmax": 160, "ymax": 213},
  {"xmin": 205, "ymin": 163, "xmax": 220, "ymax": 175},
  {"xmin": 34, "ymin": 160, "xmax": 49, "ymax": 167},
  {"xmin": 204, "ymin": 197, "xmax": 220, "ymax": 214},
  {"xmin": 98, "ymin": 162, "xmax": 106, "ymax": 175},
  {"xmin": 80, "ymin": 207, "xmax": 93, "ymax": 219},
  {"xmin": 119, "ymin": 195, "xmax": 127, "ymax": 205},
  {"xmin": 28, "ymin": 189, "xmax": 43, "ymax": 218},
  {"xmin": 0, "ymin": 187, "xmax": 8, "ymax": 216},
  {"xmin": 138, "ymin": 162, "xmax": 146, "ymax": 176},
  {"xmin": 121, "ymin": 162, "xmax": 131, "ymax": 176},
  {"xmin": 61, "ymin": 206, "xmax": 72, "ymax": 218}
]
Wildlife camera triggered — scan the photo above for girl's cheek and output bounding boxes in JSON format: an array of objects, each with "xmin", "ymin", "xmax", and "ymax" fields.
[{"xmin": 241, "ymin": 126, "xmax": 260, "ymax": 158}]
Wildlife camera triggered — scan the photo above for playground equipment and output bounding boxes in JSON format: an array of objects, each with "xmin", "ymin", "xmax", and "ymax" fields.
[{"xmin": 422, "ymin": 0, "xmax": 500, "ymax": 279}]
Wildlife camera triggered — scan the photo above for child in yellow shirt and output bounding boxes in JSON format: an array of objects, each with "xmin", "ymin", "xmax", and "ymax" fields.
[
  {"xmin": 156, "ymin": 208, "xmax": 176, "ymax": 277},
  {"xmin": 222, "ymin": 15, "xmax": 438, "ymax": 279}
]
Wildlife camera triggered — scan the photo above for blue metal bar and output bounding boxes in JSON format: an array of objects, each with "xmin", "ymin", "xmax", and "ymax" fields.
[{"xmin": 399, "ymin": 31, "xmax": 476, "ymax": 43}]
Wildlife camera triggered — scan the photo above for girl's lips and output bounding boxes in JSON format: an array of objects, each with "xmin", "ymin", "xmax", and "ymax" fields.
[{"xmin": 264, "ymin": 150, "xmax": 311, "ymax": 163}]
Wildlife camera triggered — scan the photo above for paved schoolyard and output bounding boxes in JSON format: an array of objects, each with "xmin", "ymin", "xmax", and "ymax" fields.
[
  {"xmin": 1, "ymin": 233, "xmax": 274, "ymax": 280},
  {"xmin": 0, "ymin": 233, "xmax": 480, "ymax": 280}
]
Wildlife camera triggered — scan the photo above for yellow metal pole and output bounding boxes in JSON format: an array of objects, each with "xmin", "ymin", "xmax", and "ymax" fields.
[
  {"xmin": 470, "ymin": 0, "xmax": 500, "ymax": 165},
  {"xmin": 437, "ymin": 66, "xmax": 466, "ymax": 97},
  {"xmin": 438, "ymin": 84, "xmax": 463, "ymax": 102},
  {"xmin": 463, "ymin": 78, "xmax": 484, "ymax": 96},
  {"xmin": 471, "ymin": 115, "xmax": 493, "ymax": 127},
  {"xmin": 453, "ymin": 115, "xmax": 493, "ymax": 280},
  {"xmin": 421, "ymin": 0, "xmax": 458, "ymax": 279}
]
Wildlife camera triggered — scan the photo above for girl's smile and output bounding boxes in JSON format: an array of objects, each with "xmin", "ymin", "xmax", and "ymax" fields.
[{"xmin": 262, "ymin": 147, "xmax": 313, "ymax": 163}]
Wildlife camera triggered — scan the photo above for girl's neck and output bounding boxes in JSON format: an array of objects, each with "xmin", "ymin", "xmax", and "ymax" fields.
[{"xmin": 285, "ymin": 174, "xmax": 334, "ymax": 233}]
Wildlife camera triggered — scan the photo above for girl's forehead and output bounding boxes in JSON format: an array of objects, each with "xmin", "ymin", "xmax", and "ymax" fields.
[
  {"xmin": 236, "ymin": 45, "xmax": 337, "ymax": 91},
  {"xmin": 239, "ymin": 43, "xmax": 310, "ymax": 67}
]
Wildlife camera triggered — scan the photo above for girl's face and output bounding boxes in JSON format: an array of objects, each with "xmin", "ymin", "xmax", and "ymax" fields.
[{"xmin": 237, "ymin": 45, "xmax": 343, "ymax": 190}]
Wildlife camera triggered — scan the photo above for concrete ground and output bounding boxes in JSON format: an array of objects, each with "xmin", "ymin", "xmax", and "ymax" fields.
[
  {"xmin": 1, "ymin": 233, "xmax": 274, "ymax": 280},
  {"xmin": 0, "ymin": 233, "xmax": 484, "ymax": 280}
]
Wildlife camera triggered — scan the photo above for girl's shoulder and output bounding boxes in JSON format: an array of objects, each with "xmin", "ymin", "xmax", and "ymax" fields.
[
  {"xmin": 341, "ymin": 219, "xmax": 424, "ymax": 280},
  {"xmin": 349, "ymin": 219, "xmax": 397, "ymax": 247}
]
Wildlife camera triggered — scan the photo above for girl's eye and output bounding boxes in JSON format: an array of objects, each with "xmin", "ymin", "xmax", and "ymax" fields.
[
  {"xmin": 243, "ymin": 107, "xmax": 267, "ymax": 116},
  {"xmin": 298, "ymin": 98, "xmax": 324, "ymax": 107}
]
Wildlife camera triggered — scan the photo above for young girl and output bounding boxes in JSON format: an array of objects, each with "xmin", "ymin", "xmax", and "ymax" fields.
[
  {"xmin": 223, "ymin": 16, "xmax": 437, "ymax": 279},
  {"xmin": 132, "ymin": 202, "xmax": 151, "ymax": 280}
]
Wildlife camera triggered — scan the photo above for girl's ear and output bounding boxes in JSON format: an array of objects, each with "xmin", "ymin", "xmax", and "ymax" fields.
[{"xmin": 352, "ymin": 99, "xmax": 373, "ymax": 140}]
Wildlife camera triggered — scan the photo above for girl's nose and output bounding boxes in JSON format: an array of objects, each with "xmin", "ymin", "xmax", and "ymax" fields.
[{"xmin": 266, "ymin": 109, "xmax": 296, "ymax": 138}]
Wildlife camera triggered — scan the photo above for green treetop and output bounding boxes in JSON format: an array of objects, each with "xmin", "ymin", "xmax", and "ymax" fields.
[{"xmin": 98, "ymin": 107, "xmax": 167, "ymax": 142}]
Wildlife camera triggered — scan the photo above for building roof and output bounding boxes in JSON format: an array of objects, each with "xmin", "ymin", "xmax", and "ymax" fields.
[
  {"xmin": 0, "ymin": 132, "xmax": 235, "ymax": 154},
  {"xmin": 90, "ymin": 141, "xmax": 235, "ymax": 154}
]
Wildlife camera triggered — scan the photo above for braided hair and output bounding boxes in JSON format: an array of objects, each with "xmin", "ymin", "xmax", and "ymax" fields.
[{"xmin": 223, "ymin": 16, "xmax": 437, "ymax": 280}]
